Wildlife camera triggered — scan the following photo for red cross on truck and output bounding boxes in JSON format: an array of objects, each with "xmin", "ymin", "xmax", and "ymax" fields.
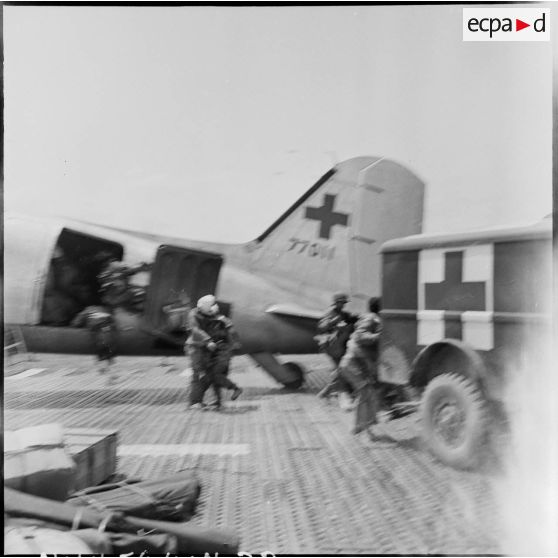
[{"xmin": 378, "ymin": 217, "xmax": 552, "ymax": 469}]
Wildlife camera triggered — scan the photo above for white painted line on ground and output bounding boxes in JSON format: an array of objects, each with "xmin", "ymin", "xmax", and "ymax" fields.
[
  {"xmin": 5, "ymin": 368, "xmax": 47, "ymax": 380},
  {"xmin": 118, "ymin": 443, "xmax": 250, "ymax": 457}
]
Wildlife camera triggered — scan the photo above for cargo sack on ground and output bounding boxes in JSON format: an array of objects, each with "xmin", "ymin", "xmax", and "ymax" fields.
[
  {"xmin": 4, "ymin": 516, "xmax": 177, "ymax": 556},
  {"xmin": 4, "ymin": 521, "xmax": 94, "ymax": 555},
  {"xmin": 75, "ymin": 528, "xmax": 178, "ymax": 556},
  {"xmin": 4, "ymin": 423, "xmax": 76, "ymax": 501},
  {"xmin": 5, "ymin": 517, "xmax": 112, "ymax": 555},
  {"xmin": 66, "ymin": 471, "xmax": 202, "ymax": 521},
  {"xmin": 6, "ymin": 486, "xmax": 241, "ymax": 556}
]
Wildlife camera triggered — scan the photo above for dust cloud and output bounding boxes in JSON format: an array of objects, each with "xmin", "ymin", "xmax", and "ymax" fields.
[{"xmin": 495, "ymin": 322, "xmax": 557, "ymax": 555}]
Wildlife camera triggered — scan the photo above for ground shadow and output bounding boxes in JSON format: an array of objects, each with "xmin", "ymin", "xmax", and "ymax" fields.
[
  {"xmin": 213, "ymin": 404, "xmax": 260, "ymax": 415},
  {"xmin": 364, "ymin": 430, "xmax": 424, "ymax": 453},
  {"xmin": 239, "ymin": 386, "xmax": 294, "ymax": 399}
]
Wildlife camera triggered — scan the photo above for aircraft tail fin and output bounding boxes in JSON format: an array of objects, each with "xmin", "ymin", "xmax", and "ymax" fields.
[{"xmin": 245, "ymin": 156, "xmax": 425, "ymax": 312}]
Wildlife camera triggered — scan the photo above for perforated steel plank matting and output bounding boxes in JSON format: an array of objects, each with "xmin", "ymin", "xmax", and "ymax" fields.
[{"xmin": 5, "ymin": 353, "xmax": 501, "ymax": 555}]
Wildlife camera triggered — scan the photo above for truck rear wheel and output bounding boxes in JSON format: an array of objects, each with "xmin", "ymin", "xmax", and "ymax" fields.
[{"xmin": 420, "ymin": 372, "xmax": 487, "ymax": 469}]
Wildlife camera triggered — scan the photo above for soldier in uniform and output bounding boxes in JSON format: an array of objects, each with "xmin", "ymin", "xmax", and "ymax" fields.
[
  {"xmin": 315, "ymin": 293, "xmax": 359, "ymax": 409},
  {"xmin": 96, "ymin": 255, "xmax": 150, "ymax": 311},
  {"xmin": 338, "ymin": 297, "xmax": 383, "ymax": 435},
  {"xmin": 205, "ymin": 307, "xmax": 242, "ymax": 410},
  {"xmin": 186, "ymin": 295, "xmax": 242, "ymax": 410},
  {"xmin": 71, "ymin": 305, "xmax": 118, "ymax": 383}
]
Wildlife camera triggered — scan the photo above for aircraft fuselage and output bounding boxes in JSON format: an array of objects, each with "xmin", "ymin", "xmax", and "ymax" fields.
[{"xmin": 5, "ymin": 156, "xmax": 425, "ymax": 388}]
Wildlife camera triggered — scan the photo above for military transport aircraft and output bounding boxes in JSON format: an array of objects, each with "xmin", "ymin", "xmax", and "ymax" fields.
[{"xmin": 4, "ymin": 156, "xmax": 424, "ymax": 388}]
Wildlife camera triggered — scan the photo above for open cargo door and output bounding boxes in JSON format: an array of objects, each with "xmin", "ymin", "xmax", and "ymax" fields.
[{"xmin": 142, "ymin": 245, "xmax": 224, "ymax": 332}]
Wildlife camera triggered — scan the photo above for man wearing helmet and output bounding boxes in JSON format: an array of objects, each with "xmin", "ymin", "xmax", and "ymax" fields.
[
  {"xmin": 315, "ymin": 293, "xmax": 359, "ymax": 409},
  {"xmin": 338, "ymin": 297, "xmax": 383, "ymax": 436},
  {"xmin": 71, "ymin": 305, "xmax": 118, "ymax": 384},
  {"xmin": 96, "ymin": 254, "xmax": 151, "ymax": 311},
  {"xmin": 186, "ymin": 294, "xmax": 242, "ymax": 410}
]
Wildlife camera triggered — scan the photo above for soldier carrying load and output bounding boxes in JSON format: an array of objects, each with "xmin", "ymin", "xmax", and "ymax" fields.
[{"xmin": 315, "ymin": 293, "xmax": 359, "ymax": 409}]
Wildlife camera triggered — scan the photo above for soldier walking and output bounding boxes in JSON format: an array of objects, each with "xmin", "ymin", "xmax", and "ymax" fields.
[
  {"xmin": 338, "ymin": 297, "xmax": 383, "ymax": 435},
  {"xmin": 186, "ymin": 295, "xmax": 242, "ymax": 410},
  {"xmin": 71, "ymin": 305, "xmax": 118, "ymax": 384},
  {"xmin": 315, "ymin": 293, "xmax": 358, "ymax": 410}
]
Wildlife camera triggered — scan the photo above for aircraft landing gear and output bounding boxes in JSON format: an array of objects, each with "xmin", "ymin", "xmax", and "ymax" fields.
[
  {"xmin": 282, "ymin": 362, "xmax": 305, "ymax": 390},
  {"xmin": 249, "ymin": 352, "xmax": 306, "ymax": 389}
]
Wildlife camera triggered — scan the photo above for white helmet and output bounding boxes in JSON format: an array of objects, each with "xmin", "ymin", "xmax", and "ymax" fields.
[{"xmin": 197, "ymin": 294, "xmax": 217, "ymax": 315}]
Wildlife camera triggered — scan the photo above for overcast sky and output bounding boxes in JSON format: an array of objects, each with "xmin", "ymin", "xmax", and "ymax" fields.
[{"xmin": 3, "ymin": 4, "xmax": 553, "ymax": 242}]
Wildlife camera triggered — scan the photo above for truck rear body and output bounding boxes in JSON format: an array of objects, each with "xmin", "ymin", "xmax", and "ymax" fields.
[{"xmin": 381, "ymin": 219, "xmax": 552, "ymax": 404}]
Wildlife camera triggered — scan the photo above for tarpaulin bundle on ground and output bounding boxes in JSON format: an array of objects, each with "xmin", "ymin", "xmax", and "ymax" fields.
[
  {"xmin": 5, "ymin": 486, "xmax": 241, "ymax": 556},
  {"xmin": 66, "ymin": 471, "xmax": 201, "ymax": 521},
  {"xmin": 5, "ymin": 519, "xmax": 95, "ymax": 555},
  {"xmin": 5, "ymin": 517, "xmax": 177, "ymax": 555}
]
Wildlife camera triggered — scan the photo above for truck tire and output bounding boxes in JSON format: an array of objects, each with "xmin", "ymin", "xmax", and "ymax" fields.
[
  {"xmin": 420, "ymin": 372, "xmax": 487, "ymax": 469},
  {"xmin": 282, "ymin": 362, "xmax": 305, "ymax": 390}
]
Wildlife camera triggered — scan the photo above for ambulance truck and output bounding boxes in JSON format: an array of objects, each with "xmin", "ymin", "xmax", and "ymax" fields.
[{"xmin": 379, "ymin": 218, "xmax": 553, "ymax": 468}]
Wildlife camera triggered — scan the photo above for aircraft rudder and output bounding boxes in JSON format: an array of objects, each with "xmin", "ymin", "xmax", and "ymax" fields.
[{"xmin": 242, "ymin": 156, "xmax": 426, "ymax": 310}]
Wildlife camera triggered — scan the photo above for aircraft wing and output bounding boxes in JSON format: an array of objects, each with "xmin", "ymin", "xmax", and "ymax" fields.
[{"xmin": 265, "ymin": 303, "xmax": 323, "ymax": 321}]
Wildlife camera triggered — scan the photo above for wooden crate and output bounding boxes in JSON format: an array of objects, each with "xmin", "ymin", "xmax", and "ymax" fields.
[
  {"xmin": 65, "ymin": 428, "xmax": 118, "ymax": 491},
  {"xmin": 5, "ymin": 424, "xmax": 77, "ymax": 501}
]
